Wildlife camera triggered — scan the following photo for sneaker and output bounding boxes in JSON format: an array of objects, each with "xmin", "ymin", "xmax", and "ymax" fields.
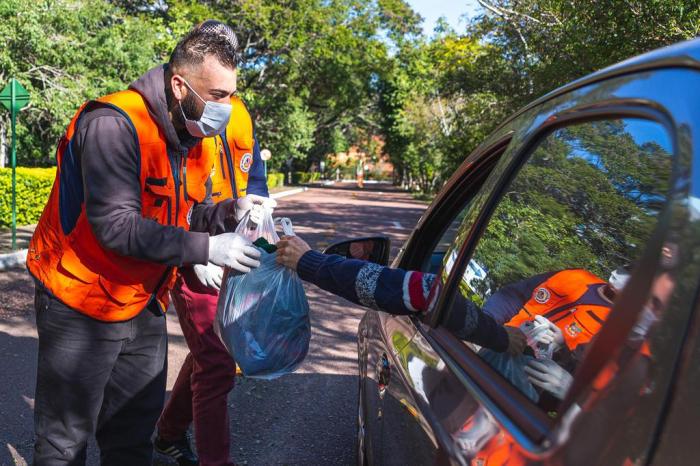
[{"xmin": 154, "ymin": 434, "xmax": 199, "ymax": 466}]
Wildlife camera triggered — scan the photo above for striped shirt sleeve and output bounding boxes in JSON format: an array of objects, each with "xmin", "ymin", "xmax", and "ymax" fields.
[{"xmin": 296, "ymin": 250, "xmax": 508, "ymax": 351}]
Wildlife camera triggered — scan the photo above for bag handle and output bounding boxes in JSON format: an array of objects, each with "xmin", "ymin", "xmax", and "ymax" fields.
[{"xmin": 275, "ymin": 217, "xmax": 295, "ymax": 236}]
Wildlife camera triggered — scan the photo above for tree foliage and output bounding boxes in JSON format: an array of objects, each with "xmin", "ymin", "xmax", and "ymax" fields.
[
  {"xmin": 379, "ymin": 0, "xmax": 699, "ymax": 192},
  {"xmin": 0, "ymin": 0, "xmax": 166, "ymax": 165},
  {"xmin": 2, "ymin": 0, "xmax": 408, "ymax": 169},
  {"xmin": 1, "ymin": 0, "xmax": 698, "ymax": 182}
]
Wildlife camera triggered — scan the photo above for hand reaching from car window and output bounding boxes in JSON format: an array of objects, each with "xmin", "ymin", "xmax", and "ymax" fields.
[{"xmin": 277, "ymin": 235, "xmax": 311, "ymax": 270}]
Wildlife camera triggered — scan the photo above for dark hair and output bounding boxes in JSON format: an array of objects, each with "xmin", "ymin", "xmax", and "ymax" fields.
[{"xmin": 169, "ymin": 20, "xmax": 240, "ymax": 71}]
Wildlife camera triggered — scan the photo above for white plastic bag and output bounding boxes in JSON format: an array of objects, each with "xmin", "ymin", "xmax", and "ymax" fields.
[{"xmin": 235, "ymin": 206, "xmax": 280, "ymax": 243}]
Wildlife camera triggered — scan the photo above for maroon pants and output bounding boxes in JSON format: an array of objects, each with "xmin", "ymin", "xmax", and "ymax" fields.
[{"xmin": 157, "ymin": 269, "xmax": 236, "ymax": 466}]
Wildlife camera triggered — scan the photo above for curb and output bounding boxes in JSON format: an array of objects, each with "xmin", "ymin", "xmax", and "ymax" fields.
[
  {"xmin": 0, "ymin": 249, "xmax": 28, "ymax": 271},
  {"xmin": 339, "ymin": 179, "xmax": 383, "ymax": 184},
  {"xmin": 270, "ymin": 187, "xmax": 308, "ymax": 199}
]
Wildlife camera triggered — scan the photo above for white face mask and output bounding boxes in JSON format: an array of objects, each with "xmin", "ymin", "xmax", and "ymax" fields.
[{"xmin": 179, "ymin": 79, "xmax": 232, "ymax": 138}]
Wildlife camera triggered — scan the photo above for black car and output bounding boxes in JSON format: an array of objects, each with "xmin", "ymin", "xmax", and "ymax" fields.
[{"xmin": 336, "ymin": 39, "xmax": 700, "ymax": 465}]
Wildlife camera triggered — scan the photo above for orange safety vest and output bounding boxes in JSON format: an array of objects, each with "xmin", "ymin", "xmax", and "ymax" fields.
[
  {"xmin": 27, "ymin": 89, "xmax": 217, "ymax": 322},
  {"xmin": 472, "ymin": 431, "xmax": 525, "ymax": 466},
  {"xmin": 506, "ymin": 269, "xmax": 610, "ymax": 351},
  {"xmin": 206, "ymin": 95, "xmax": 255, "ymax": 200}
]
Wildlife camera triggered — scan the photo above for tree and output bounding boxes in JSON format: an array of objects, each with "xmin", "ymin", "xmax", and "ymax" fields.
[
  {"xmin": 0, "ymin": 0, "xmax": 167, "ymax": 165},
  {"xmin": 472, "ymin": 0, "xmax": 700, "ymax": 107}
]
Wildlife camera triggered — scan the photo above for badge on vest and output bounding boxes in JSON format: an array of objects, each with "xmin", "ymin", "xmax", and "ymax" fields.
[
  {"xmin": 534, "ymin": 287, "xmax": 551, "ymax": 304},
  {"xmin": 186, "ymin": 205, "xmax": 194, "ymax": 226},
  {"xmin": 240, "ymin": 153, "xmax": 253, "ymax": 173},
  {"xmin": 566, "ymin": 321, "xmax": 583, "ymax": 337}
]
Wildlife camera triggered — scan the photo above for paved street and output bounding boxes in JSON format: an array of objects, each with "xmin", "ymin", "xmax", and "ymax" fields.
[{"xmin": 0, "ymin": 184, "xmax": 427, "ymax": 465}]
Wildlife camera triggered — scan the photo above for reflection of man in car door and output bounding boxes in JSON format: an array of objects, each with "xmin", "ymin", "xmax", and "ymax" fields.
[
  {"xmin": 471, "ymin": 268, "xmax": 676, "ymax": 466},
  {"xmin": 483, "ymin": 268, "xmax": 629, "ymax": 399},
  {"xmin": 484, "ymin": 268, "xmax": 628, "ymax": 345}
]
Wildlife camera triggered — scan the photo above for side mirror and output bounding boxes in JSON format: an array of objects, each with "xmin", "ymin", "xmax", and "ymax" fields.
[{"xmin": 323, "ymin": 236, "xmax": 391, "ymax": 266}]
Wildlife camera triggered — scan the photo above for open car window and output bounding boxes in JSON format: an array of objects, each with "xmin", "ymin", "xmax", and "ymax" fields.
[
  {"xmin": 418, "ymin": 138, "xmax": 512, "ymax": 275},
  {"xmin": 440, "ymin": 117, "xmax": 674, "ymax": 415}
]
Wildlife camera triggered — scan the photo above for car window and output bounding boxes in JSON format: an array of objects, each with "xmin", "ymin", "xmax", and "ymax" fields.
[
  {"xmin": 441, "ymin": 118, "xmax": 673, "ymax": 414},
  {"xmin": 421, "ymin": 139, "xmax": 511, "ymax": 275},
  {"xmin": 425, "ymin": 212, "xmax": 467, "ymax": 274}
]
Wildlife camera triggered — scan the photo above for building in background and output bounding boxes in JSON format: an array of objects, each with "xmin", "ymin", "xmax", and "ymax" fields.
[{"xmin": 324, "ymin": 136, "xmax": 393, "ymax": 181}]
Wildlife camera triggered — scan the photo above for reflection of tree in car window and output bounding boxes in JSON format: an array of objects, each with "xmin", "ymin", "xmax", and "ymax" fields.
[{"xmin": 468, "ymin": 119, "xmax": 672, "ymax": 304}]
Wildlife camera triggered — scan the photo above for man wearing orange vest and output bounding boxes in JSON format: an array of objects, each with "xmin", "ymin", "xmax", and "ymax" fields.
[
  {"xmin": 483, "ymin": 268, "xmax": 629, "ymax": 400},
  {"xmin": 468, "ymin": 268, "xmax": 630, "ymax": 466},
  {"xmin": 152, "ymin": 21, "xmax": 275, "ymax": 466},
  {"xmin": 27, "ymin": 22, "xmax": 266, "ymax": 465}
]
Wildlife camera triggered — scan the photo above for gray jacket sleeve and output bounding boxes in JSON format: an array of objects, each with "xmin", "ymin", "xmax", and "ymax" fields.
[
  {"xmin": 189, "ymin": 185, "xmax": 237, "ymax": 235},
  {"xmin": 75, "ymin": 106, "xmax": 209, "ymax": 266}
]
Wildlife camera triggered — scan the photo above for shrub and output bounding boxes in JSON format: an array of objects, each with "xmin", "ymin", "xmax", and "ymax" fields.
[
  {"xmin": 267, "ymin": 173, "xmax": 278, "ymax": 189},
  {"xmin": 366, "ymin": 170, "xmax": 392, "ymax": 181},
  {"xmin": 340, "ymin": 166, "xmax": 356, "ymax": 179},
  {"xmin": 0, "ymin": 167, "xmax": 56, "ymax": 228},
  {"xmin": 267, "ymin": 172, "xmax": 285, "ymax": 189},
  {"xmin": 291, "ymin": 171, "xmax": 321, "ymax": 184}
]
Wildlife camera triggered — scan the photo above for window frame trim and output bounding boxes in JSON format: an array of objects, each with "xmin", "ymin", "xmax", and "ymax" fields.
[{"xmin": 396, "ymin": 133, "xmax": 514, "ymax": 276}]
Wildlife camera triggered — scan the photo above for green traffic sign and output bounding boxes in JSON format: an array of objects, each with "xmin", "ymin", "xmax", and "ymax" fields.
[
  {"xmin": 0, "ymin": 78, "xmax": 30, "ymax": 113},
  {"xmin": 0, "ymin": 78, "xmax": 30, "ymax": 250}
]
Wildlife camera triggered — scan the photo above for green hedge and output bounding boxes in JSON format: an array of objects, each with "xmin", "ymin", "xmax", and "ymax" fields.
[
  {"xmin": 0, "ymin": 167, "xmax": 56, "ymax": 228},
  {"xmin": 0, "ymin": 168, "xmax": 293, "ymax": 228},
  {"xmin": 291, "ymin": 171, "xmax": 321, "ymax": 184},
  {"xmin": 266, "ymin": 172, "xmax": 285, "ymax": 189}
]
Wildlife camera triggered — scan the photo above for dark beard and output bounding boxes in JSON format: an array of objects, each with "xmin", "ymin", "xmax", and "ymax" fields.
[
  {"xmin": 172, "ymin": 91, "xmax": 205, "ymax": 144},
  {"xmin": 180, "ymin": 91, "xmax": 203, "ymax": 122}
]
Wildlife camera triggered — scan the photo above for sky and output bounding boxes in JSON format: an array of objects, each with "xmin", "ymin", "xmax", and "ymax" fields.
[{"xmin": 406, "ymin": 0, "xmax": 482, "ymax": 36}]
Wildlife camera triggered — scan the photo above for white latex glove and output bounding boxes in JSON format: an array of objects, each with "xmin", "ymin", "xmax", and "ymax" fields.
[
  {"xmin": 235, "ymin": 194, "xmax": 278, "ymax": 224},
  {"xmin": 524, "ymin": 315, "xmax": 565, "ymax": 349},
  {"xmin": 193, "ymin": 262, "xmax": 223, "ymax": 291},
  {"xmin": 524, "ymin": 358, "xmax": 573, "ymax": 400},
  {"xmin": 208, "ymin": 232, "xmax": 261, "ymax": 273}
]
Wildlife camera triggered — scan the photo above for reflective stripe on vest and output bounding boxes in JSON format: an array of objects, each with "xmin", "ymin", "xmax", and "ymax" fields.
[{"xmin": 27, "ymin": 90, "xmax": 212, "ymax": 322}]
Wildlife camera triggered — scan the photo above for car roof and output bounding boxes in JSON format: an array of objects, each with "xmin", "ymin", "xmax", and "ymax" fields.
[{"xmin": 494, "ymin": 37, "xmax": 700, "ymax": 133}]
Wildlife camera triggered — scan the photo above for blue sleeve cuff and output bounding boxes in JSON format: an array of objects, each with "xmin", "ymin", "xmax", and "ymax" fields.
[{"xmin": 297, "ymin": 249, "xmax": 327, "ymax": 282}]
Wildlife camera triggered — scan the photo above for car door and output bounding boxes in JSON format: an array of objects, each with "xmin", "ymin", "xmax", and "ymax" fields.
[
  {"xmin": 376, "ymin": 59, "xmax": 700, "ymax": 465},
  {"xmin": 358, "ymin": 137, "xmax": 513, "ymax": 465},
  {"xmin": 645, "ymin": 274, "xmax": 700, "ymax": 465}
]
